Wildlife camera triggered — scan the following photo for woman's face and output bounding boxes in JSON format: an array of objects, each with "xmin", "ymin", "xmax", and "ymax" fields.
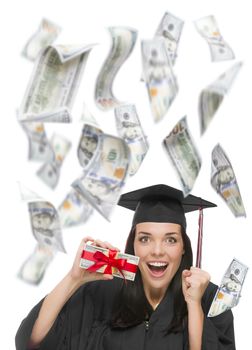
[{"xmin": 134, "ymin": 222, "xmax": 184, "ymax": 293}]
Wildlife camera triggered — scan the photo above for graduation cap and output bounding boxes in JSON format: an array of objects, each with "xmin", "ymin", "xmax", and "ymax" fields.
[{"xmin": 118, "ymin": 184, "xmax": 217, "ymax": 268}]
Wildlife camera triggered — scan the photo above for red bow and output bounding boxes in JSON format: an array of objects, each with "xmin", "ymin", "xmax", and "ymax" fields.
[{"xmin": 87, "ymin": 250, "xmax": 127, "ymax": 278}]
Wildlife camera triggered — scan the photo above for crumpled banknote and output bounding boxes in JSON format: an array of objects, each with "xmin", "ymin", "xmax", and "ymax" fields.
[
  {"xmin": 142, "ymin": 37, "xmax": 178, "ymax": 122},
  {"xmin": 115, "ymin": 104, "xmax": 149, "ymax": 176},
  {"xmin": 17, "ymin": 185, "xmax": 65, "ymax": 284},
  {"xmin": 194, "ymin": 15, "xmax": 235, "ymax": 62},
  {"xmin": 77, "ymin": 124, "xmax": 102, "ymax": 168},
  {"xmin": 211, "ymin": 143, "xmax": 246, "ymax": 217},
  {"xmin": 37, "ymin": 133, "xmax": 71, "ymax": 189},
  {"xmin": 29, "ymin": 200, "xmax": 66, "ymax": 252},
  {"xmin": 95, "ymin": 26, "xmax": 137, "ymax": 110},
  {"xmin": 199, "ymin": 61, "xmax": 242, "ymax": 134},
  {"xmin": 73, "ymin": 124, "xmax": 130, "ymax": 220},
  {"xmin": 18, "ymin": 184, "xmax": 66, "ymax": 252},
  {"xmin": 155, "ymin": 11, "xmax": 184, "ymax": 65},
  {"xmin": 18, "ymin": 244, "xmax": 55, "ymax": 285},
  {"xmin": 20, "ymin": 120, "xmax": 55, "ymax": 162},
  {"xmin": 18, "ymin": 43, "xmax": 95, "ymax": 123},
  {"xmin": 208, "ymin": 258, "xmax": 248, "ymax": 317},
  {"xmin": 22, "ymin": 18, "xmax": 61, "ymax": 61},
  {"xmin": 58, "ymin": 188, "xmax": 93, "ymax": 228},
  {"xmin": 163, "ymin": 116, "xmax": 201, "ymax": 196}
]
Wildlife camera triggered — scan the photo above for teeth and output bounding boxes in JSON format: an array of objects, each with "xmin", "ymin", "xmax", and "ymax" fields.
[{"xmin": 148, "ymin": 262, "xmax": 167, "ymax": 267}]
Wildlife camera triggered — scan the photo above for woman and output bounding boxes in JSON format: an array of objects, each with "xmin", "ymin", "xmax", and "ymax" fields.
[{"xmin": 15, "ymin": 184, "xmax": 235, "ymax": 349}]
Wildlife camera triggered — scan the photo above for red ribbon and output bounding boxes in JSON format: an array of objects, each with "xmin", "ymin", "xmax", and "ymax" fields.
[{"xmin": 87, "ymin": 250, "xmax": 127, "ymax": 278}]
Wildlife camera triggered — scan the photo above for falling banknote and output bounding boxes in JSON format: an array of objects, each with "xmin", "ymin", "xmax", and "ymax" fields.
[
  {"xmin": 142, "ymin": 38, "xmax": 178, "ymax": 122},
  {"xmin": 17, "ymin": 186, "xmax": 65, "ymax": 284},
  {"xmin": 211, "ymin": 143, "xmax": 246, "ymax": 217},
  {"xmin": 58, "ymin": 188, "xmax": 93, "ymax": 228},
  {"xmin": 155, "ymin": 11, "xmax": 184, "ymax": 66},
  {"xmin": 194, "ymin": 15, "xmax": 235, "ymax": 62},
  {"xmin": 78, "ymin": 124, "xmax": 102, "ymax": 168},
  {"xmin": 18, "ymin": 43, "xmax": 95, "ymax": 123},
  {"xmin": 95, "ymin": 26, "xmax": 137, "ymax": 110},
  {"xmin": 18, "ymin": 244, "xmax": 55, "ymax": 285},
  {"xmin": 37, "ymin": 133, "xmax": 71, "ymax": 189},
  {"xmin": 22, "ymin": 18, "xmax": 61, "ymax": 61},
  {"xmin": 115, "ymin": 104, "xmax": 149, "ymax": 176},
  {"xmin": 199, "ymin": 61, "xmax": 242, "ymax": 135},
  {"xmin": 20, "ymin": 120, "xmax": 54, "ymax": 162},
  {"xmin": 163, "ymin": 116, "xmax": 201, "ymax": 196},
  {"xmin": 73, "ymin": 125, "xmax": 130, "ymax": 220},
  {"xmin": 29, "ymin": 200, "xmax": 66, "ymax": 252},
  {"xmin": 208, "ymin": 258, "xmax": 248, "ymax": 317}
]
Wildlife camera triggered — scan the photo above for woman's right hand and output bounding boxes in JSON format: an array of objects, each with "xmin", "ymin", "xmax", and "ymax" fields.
[{"xmin": 68, "ymin": 236, "xmax": 120, "ymax": 285}]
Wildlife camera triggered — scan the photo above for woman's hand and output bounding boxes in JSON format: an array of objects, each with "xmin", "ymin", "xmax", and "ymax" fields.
[
  {"xmin": 182, "ymin": 267, "xmax": 210, "ymax": 305},
  {"xmin": 68, "ymin": 236, "xmax": 120, "ymax": 286}
]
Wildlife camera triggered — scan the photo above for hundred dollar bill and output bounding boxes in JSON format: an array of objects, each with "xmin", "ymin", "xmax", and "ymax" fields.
[
  {"xmin": 114, "ymin": 104, "xmax": 149, "ymax": 176},
  {"xmin": 155, "ymin": 11, "xmax": 184, "ymax": 66},
  {"xmin": 29, "ymin": 200, "xmax": 66, "ymax": 252},
  {"xmin": 22, "ymin": 18, "xmax": 61, "ymax": 61},
  {"xmin": 37, "ymin": 134, "xmax": 71, "ymax": 189},
  {"xmin": 22, "ymin": 109, "xmax": 72, "ymax": 123},
  {"xmin": 72, "ymin": 134, "xmax": 130, "ymax": 220},
  {"xmin": 18, "ymin": 244, "xmax": 55, "ymax": 285},
  {"xmin": 211, "ymin": 144, "xmax": 246, "ymax": 217},
  {"xmin": 163, "ymin": 116, "xmax": 201, "ymax": 196},
  {"xmin": 53, "ymin": 44, "xmax": 97, "ymax": 62},
  {"xmin": 194, "ymin": 15, "xmax": 235, "ymax": 62},
  {"xmin": 20, "ymin": 120, "xmax": 55, "ymax": 162},
  {"xmin": 208, "ymin": 258, "xmax": 248, "ymax": 317},
  {"xmin": 78, "ymin": 124, "xmax": 102, "ymax": 168},
  {"xmin": 95, "ymin": 26, "xmax": 137, "ymax": 110},
  {"xmin": 58, "ymin": 188, "xmax": 93, "ymax": 228},
  {"xmin": 199, "ymin": 61, "xmax": 242, "ymax": 135},
  {"xmin": 18, "ymin": 43, "xmax": 95, "ymax": 123},
  {"xmin": 142, "ymin": 38, "xmax": 178, "ymax": 122}
]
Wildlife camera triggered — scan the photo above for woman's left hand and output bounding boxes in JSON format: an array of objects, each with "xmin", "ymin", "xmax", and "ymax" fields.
[{"xmin": 182, "ymin": 267, "xmax": 210, "ymax": 304}]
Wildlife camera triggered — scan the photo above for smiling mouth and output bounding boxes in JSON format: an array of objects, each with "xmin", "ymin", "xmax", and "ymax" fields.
[{"xmin": 147, "ymin": 262, "xmax": 168, "ymax": 277}]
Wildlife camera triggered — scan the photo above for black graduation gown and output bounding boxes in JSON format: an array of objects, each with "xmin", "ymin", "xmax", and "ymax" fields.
[{"xmin": 15, "ymin": 279, "xmax": 235, "ymax": 350}]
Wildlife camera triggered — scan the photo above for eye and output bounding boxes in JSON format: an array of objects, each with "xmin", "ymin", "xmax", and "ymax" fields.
[
  {"xmin": 139, "ymin": 236, "xmax": 150, "ymax": 243},
  {"xmin": 165, "ymin": 236, "xmax": 177, "ymax": 244}
]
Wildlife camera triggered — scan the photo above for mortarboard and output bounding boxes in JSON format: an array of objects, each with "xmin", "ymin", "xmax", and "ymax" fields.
[{"xmin": 118, "ymin": 184, "xmax": 217, "ymax": 268}]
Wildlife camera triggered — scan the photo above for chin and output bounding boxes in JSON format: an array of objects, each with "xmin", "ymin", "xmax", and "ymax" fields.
[{"xmin": 147, "ymin": 279, "xmax": 171, "ymax": 290}]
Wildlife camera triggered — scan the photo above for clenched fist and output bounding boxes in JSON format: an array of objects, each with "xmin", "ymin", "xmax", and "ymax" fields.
[{"xmin": 182, "ymin": 267, "xmax": 210, "ymax": 304}]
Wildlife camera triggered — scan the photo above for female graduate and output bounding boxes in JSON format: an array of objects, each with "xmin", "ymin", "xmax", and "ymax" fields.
[{"xmin": 15, "ymin": 184, "xmax": 236, "ymax": 350}]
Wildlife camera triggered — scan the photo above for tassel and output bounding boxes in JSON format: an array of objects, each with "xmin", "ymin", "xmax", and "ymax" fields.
[{"xmin": 196, "ymin": 207, "xmax": 203, "ymax": 268}]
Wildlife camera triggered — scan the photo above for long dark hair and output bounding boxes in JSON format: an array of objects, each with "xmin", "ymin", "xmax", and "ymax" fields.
[{"xmin": 111, "ymin": 225, "xmax": 193, "ymax": 333}]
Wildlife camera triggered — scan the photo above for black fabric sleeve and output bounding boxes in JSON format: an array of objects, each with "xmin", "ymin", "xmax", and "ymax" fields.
[
  {"xmin": 201, "ymin": 283, "xmax": 236, "ymax": 350},
  {"xmin": 15, "ymin": 298, "xmax": 45, "ymax": 350},
  {"xmin": 15, "ymin": 297, "xmax": 69, "ymax": 350},
  {"xmin": 15, "ymin": 283, "xmax": 94, "ymax": 350}
]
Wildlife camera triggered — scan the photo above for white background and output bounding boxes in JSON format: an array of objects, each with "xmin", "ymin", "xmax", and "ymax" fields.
[{"xmin": 1, "ymin": 0, "xmax": 251, "ymax": 348}]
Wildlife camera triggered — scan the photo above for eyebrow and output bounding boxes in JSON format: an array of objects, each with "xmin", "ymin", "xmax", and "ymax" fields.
[{"xmin": 137, "ymin": 231, "xmax": 180, "ymax": 236}]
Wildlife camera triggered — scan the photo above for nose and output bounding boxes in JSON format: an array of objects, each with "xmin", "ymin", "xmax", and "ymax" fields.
[{"xmin": 151, "ymin": 241, "xmax": 165, "ymax": 257}]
